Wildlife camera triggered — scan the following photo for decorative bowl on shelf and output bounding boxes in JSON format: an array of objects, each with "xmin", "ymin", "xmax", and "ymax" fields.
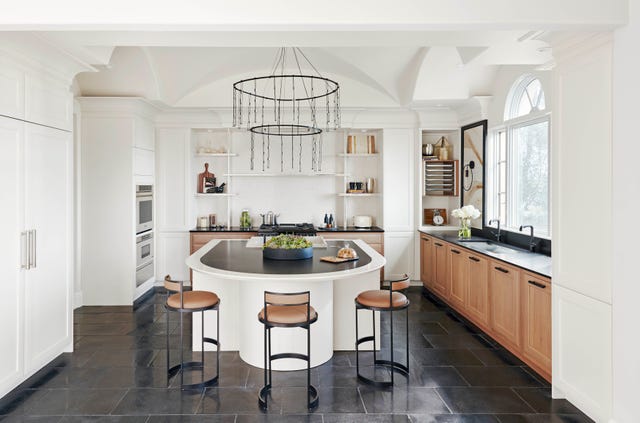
[{"xmin": 262, "ymin": 235, "xmax": 313, "ymax": 260}]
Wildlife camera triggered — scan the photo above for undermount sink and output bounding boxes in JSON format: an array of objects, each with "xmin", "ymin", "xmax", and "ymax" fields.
[{"xmin": 466, "ymin": 241, "xmax": 524, "ymax": 255}]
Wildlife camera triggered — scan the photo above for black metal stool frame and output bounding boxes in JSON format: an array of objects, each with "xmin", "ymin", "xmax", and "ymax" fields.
[
  {"xmin": 258, "ymin": 290, "xmax": 319, "ymax": 410},
  {"xmin": 355, "ymin": 275, "xmax": 410, "ymax": 387},
  {"xmin": 164, "ymin": 277, "xmax": 220, "ymax": 390}
]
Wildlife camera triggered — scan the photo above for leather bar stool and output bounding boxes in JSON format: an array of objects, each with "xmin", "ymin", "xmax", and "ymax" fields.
[
  {"xmin": 355, "ymin": 273, "xmax": 410, "ymax": 387},
  {"xmin": 258, "ymin": 291, "xmax": 319, "ymax": 410},
  {"xmin": 164, "ymin": 275, "xmax": 220, "ymax": 390}
]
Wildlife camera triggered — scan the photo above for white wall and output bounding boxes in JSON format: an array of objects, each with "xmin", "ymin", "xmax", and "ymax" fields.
[{"xmin": 612, "ymin": 1, "xmax": 640, "ymax": 421}]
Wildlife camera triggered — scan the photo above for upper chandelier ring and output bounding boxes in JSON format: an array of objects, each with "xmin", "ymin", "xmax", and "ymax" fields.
[{"xmin": 233, "ymin": 75, "xmax": 339, "ymax": 102}]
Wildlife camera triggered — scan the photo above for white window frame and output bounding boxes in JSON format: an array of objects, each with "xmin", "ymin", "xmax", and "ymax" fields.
[{"xmin": 488, "ymin": 104, "xmax": 551, "ymax": 239}]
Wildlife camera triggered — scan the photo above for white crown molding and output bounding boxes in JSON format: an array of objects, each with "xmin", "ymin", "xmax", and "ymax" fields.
[
  {"xmin": 77, "ymin": 97, "xmax": 160, "ymax": 121},
  {"xmin": 0, "ymin": 33, "xmax": 94, "ymax": 84}
]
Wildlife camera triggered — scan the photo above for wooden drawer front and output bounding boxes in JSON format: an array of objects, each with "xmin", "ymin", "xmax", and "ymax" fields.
[
  {"xmin": 489, "ymin": 261, "xmax": 521, "ymax": 349},
  {"xmin": 522, "ymin": 272, "xmax": 552, "ymax": 377},
  {"xmin": 448, "ymin": 245, "xmax": 468, "ymax": 309},
  {"xmin": 432, "ymin": 240, "xmax": 449, "ymax": 298},
  {"xmin": 466, "ymin": 253, "xmax": 490, "ymax": 328},
  {"xmin": 320, "ymin": 232, "xmax": 383, "ymax": 244}
]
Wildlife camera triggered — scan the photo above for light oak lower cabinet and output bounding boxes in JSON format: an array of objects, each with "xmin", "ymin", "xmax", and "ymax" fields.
[
  {"xmin": 466, "ymin": 253, "xmax": 490, "ymax": 329},
  {"xmin": 489, "ymin": 261, "xmax": 521, "ymax": 350},
  {"xmin": 432, "ymin": 240, "xmax": 449, "ymax": 299},
  {"xmin": 420, "ymin": 235, "xmax": 434, "ymax": 288},
  {"xmin": 522, "ymin": 272, "xmax": 552, "ymax": 380},
  {"xmin": 448, "ymin": 245, "xmax": 467, "ymax": 309}
]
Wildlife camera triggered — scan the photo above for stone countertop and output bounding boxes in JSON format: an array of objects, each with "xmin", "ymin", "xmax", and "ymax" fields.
[
  {"xmin": 418, "ymin": 229, "xmax": 552, "ymax": 279},
  {"xmin": 187, "ymin": 239, "xmax": 386, "ymax": 281}
]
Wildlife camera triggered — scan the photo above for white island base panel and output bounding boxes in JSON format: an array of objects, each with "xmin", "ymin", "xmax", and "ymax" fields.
[{"xmin": 192, "ymin": 270, "xmax": 380, "ymax": 370}]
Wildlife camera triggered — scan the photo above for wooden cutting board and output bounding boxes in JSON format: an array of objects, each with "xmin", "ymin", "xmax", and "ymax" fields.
[{"xmin": 320, "ymin": 256, "xmax": 359, "ymax": 263}]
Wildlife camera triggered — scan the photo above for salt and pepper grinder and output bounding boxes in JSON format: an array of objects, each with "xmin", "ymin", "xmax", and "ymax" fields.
[
  {"xmin": 329, "ymin": 214, "xmax": 334, "ymax": 228},
  {"xmin": 324, "ymin": 213, "xmax": 329, "ymax": 228}
]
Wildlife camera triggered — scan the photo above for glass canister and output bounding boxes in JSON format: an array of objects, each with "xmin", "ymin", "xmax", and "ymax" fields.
[{"xmin": 240, "ymin": 209, "xmax": 251, "ymax": 229}]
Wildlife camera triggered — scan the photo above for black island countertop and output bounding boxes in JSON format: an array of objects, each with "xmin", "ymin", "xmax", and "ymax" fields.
[
  {"xmin": 419, "ymin": 229, "xmax": 552, "ymax": 278},
  {"xmin": 190, "ymin": 226, "xmax": 384, "ymax": 233}
]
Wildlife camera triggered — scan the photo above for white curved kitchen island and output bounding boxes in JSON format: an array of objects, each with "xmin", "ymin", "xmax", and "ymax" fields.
[{"xmin": 186, "ymin": 238, "xmax": 385, "ymax": 370}]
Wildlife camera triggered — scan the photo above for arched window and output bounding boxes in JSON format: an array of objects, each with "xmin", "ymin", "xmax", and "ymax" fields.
[
  {"xmin": 487, "ymin": 74, "xmax": 551, "ymax": 239},
  {"xmin": 504, "ymin": 74, "xmax": 546, "ymax": 121}
]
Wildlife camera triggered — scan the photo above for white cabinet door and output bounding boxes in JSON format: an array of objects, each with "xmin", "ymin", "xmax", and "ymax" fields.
[
  {"xmin": 0, "ymin": 62, "xmax": 24, "ymax": 119},
  {"xmin": 134, "ymin": 147, "xmax": 155, "ymax": 176},
  {"xmin": 23, "ymin": 123, "xmax": 72, "ymax": 373},
  {"xmin": 0, "ymin": 117, "xmax": 24, "ymax": 397},
  {"xmin": 24, "ymin": 74, "xmax": 72, "ymax": 131}
]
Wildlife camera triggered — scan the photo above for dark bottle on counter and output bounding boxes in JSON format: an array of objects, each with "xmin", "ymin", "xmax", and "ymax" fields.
[
  {"xmin": 328, "ymin": 214, "xmax": 334, "ymax": 228},
  {"xmin": 324, "ymin": 213, "xmax": 329, "ymax": 227}
]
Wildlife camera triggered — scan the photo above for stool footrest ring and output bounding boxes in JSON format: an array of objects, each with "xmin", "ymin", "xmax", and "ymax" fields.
[
  {"xmin": 374, "ymin": 359, "xmax": 409, "ymax": 375},
  {"xmin": 356, "ymin": 335, "xmax": 375, "ymax": 346},
  {"xmin": 270, "ymin": 352, "xmax": 308, "ymax": 361},
  {"xmin": 168, "ymin": 361, "xmax": 219, "ymax": 389}
]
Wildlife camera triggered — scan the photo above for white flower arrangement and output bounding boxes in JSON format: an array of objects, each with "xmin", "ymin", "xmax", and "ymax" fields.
[{"xmin": 451, "ymin": 205, "xmax": 481, "ymax": 220}]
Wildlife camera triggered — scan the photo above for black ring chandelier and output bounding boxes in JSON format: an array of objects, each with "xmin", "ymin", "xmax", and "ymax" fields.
[{"xmin": 232, "ymin": 48, "xmax": 341, "ymax": 172}]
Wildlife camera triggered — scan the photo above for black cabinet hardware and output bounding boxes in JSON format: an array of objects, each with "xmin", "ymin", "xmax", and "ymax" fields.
[
  {"xmin": 528, "ymin": 280, "xmax": 546, "ymax": 289},
  {"xmin": 435, "ymin": 242, "xmax": 443, "ymax": 247},
  {"xmin": 422, "ymin": 237, "xmax": 429, "ymax": 241},
  {"xmin": 469, "ymin": 256, "xmax": 480, "ymax": 262},
  {"xmin": 451, "ymin": 249, "xmax": 461, "ymax": 254},
  {"xmin": 494, "ymin": 266, "xmax": 509, "ymax": 273}
]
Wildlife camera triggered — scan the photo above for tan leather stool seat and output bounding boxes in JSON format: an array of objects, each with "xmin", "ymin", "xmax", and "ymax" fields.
[
  {"xmin": 259, "ymin": 305, "xmax": 317, "ymax": 325},
  {"xmin": 167, "ymin": 291, "xmax": 219, "ymax": 309},
  {"xmin": 356, "ymin": 290, "xmax": 409, "ymax": 309}
]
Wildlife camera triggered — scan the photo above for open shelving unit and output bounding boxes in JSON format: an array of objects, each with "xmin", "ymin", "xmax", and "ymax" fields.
[{"xmin": 337, "ymin": 129, "xmax": 383, "ymax": 229}]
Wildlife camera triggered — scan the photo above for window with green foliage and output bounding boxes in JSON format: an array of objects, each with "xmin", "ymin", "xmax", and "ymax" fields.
[{"xmin": 487, "ymin": 75, "xmax": 550, "ymax": 238}]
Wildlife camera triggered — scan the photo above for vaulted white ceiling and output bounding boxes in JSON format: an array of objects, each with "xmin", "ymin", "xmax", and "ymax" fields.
[{"xmin": 70, "ymin": 29, "xmax": 552, "ymax": 110}]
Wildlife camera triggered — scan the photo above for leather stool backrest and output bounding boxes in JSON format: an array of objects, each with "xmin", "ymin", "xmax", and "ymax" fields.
[
  {"xmin": 389, "ymin": 273, "xmax": 410, "ymax": 291},
  {"xmin": 164, "ymin": 274, "xmax": 183, "ymax": 293},
  {"xmin": 263, "ymin": 291, "xmax": 312, "ymax": 324}
]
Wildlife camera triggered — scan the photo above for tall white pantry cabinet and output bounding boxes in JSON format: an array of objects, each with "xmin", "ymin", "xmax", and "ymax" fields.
[{"xmin": 0, "ymin": 57, "xmax": 74, "ymax": 398}]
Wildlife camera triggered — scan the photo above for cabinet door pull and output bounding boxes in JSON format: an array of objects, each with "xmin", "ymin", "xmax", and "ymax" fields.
[
  {"xmin": 435, "ymin": 242, "xmax": 443, "ymax": 247},
  {"xmin": 32, "ymin": 230, "xmax": 36, "ymax": 269},
  {"xmin": 422, "ymin": 237, "xmax": 429, "ymax": 242},
  {"xmin": 21, "ymin": 231, "xmax": 30, "ymax": 270},
  {"xmin": 528, "ymin": 280, "xmax": 546, "ymax": 289},
  {"xmin": 469, "ymin": 256, "xmax": 480, "ymax": 262},
  {"xmin": 451, "ymin": 249, "xmax": 461, "ymax": 254},
  {"xmin": 494, "ymin": 266, "xmax": 509, "ymax": 273}
]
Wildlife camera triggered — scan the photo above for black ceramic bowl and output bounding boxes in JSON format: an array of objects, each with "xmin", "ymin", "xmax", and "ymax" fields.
[{"xmin": 263, "ymin": 246, "xmax": 313, "ymax": 260}]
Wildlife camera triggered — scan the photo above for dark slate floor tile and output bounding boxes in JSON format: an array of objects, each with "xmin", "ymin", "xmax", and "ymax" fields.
[
  {"xmin": 74, "ymin": 323, "xmax": 138, "ymax": 336},
  {"xmin": 146, "ymin": 416, "xmax": 236, "ymax": 423},
  {"xmin": 424, "ymin": 334, "xmax": 495, "ymax": 350},
  {"xmin": 409, "ymin": 414, "xmax": 500, "ymax": 422},
  {"xmin": 18, "ymin": 367, "xmax": 108, "ymax": 389},
  {"xmin": 75, "ymin": 306, "xmax": 132, "ymax": 314},
  {"xmin": 0, "ymin": 416, "xmax": 62, "ymax": 422},
  {"xmin": 454, "ymin": 366, "xmax": 542, "ymax": 387},
  {"xmin": 245, "ymin": 367, "xmax": 320, "ymax": 388},
  {"xmin": 403, "ymin": 366, "xmax": 470, "ymax": 388},
  {"xmin": 512, "ymin": 388, "xmax": 588, "ymax": 415},
  {"xmin": 469, "ymin": 348, "xmax": 525, "ymax": 367},
  {"xmin": 411, "ymin": 349, "xmax": 484, "ymax": 367},
  {"xmin": 83, "ymin": 349, "xmax": 158, "ymax": 368},
  {"xmin": 22, "ymin": 389, "xmax": 127, "ymax": 416},
  {"xmin": 410, "ymin": 322, "xmax": 450, "ymax": 336},
  {"xmin": 94, "ymin": 366, "xmax": 171, "ymax": 388},
  {"xmin": 111, "ymin": 388, "xmax": 202, "ymax": 415},
  {"xmin": 49, "ymin": 352, "xmax": 94, "ymax": 369},
  {"xmin": 436, "ymin": 387, "xmax": 535, "ymax": 414},
  {"xmin": 496, "ymin": 414, "xmax": 594, "ymax": 423},
  {"xmin": 280, "ymin": 386, "xmax": 364, "ymax": 414},
  {"xmin": 198, "ymin": 387, "xmax": 281, "ymax": 414},
  {"xmin": 323, "ymin": 414, "xmax": 410, "ymax": 422},
  {"xmin": 57, "ymin": 417, "xmax": 149, "ymax": 422},
  {"xmin": 235, "ymin": 414, "xmax": 323, "ymax": 422},
  {"xmin": 358, "ymin": 386, "xmax": 450, "ymax": 414}
]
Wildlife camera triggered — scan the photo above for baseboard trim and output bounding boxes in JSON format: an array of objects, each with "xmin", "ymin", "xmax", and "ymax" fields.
[{"xmin": 553, "ymin": 378, "xmax": 608, "ymax": 423}]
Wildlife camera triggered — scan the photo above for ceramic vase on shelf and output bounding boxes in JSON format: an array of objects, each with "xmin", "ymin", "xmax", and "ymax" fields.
[{"xmin": 458, "ymin": 218, "xmax": 472, "ymax": 239}]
